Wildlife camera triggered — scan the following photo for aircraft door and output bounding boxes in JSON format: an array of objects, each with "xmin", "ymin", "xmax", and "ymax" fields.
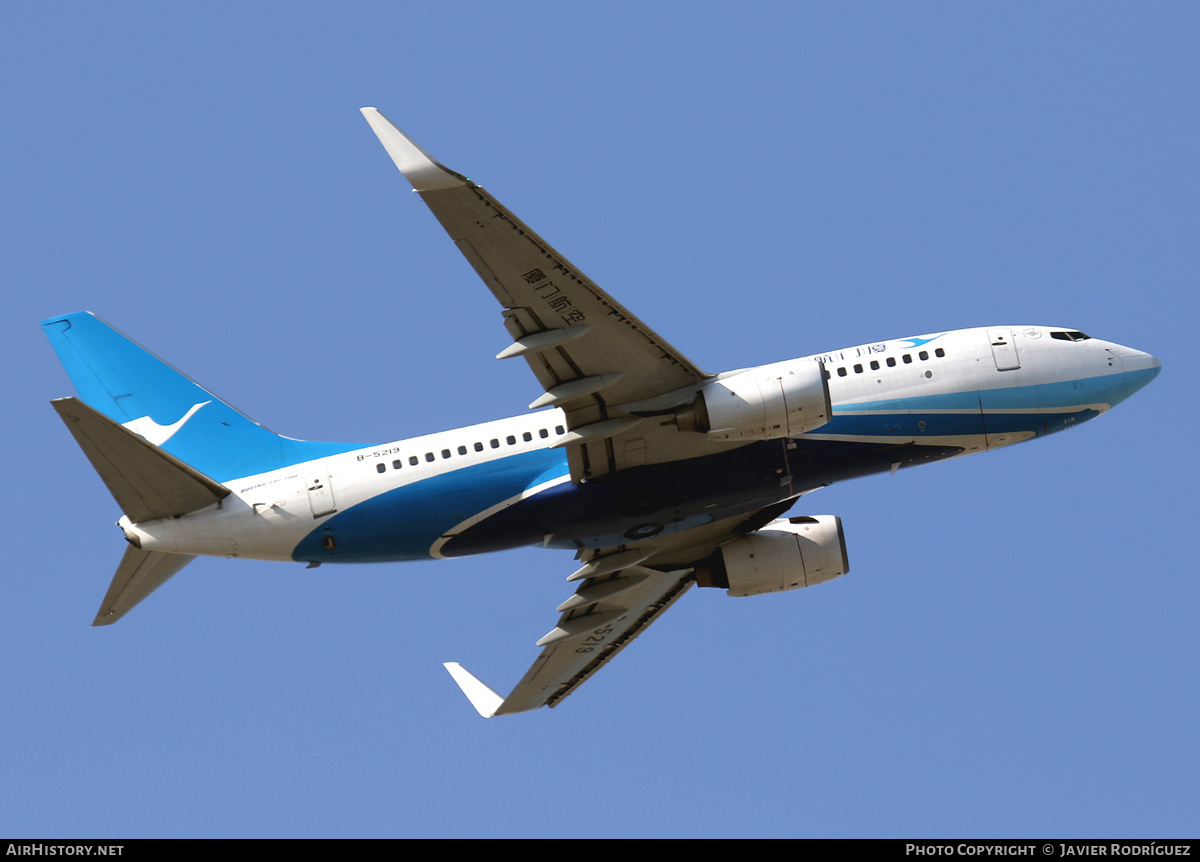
[
  {"xmin": 306, "ymin": 465, "xmax": 337, "ymax": 518},
  {"xmin": 988, "ymin": 328, "xmax": 1020, "ymax": 371}
]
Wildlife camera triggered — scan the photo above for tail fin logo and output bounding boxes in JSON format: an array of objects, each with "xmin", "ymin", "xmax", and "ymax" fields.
[{"xmin": 122, "ymin": 401, "xmax": 211, "ymax": 446}]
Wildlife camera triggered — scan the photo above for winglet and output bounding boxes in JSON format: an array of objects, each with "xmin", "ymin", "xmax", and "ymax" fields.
[
  {"xmin": 443, "ymin": 662, "xmax": 505, "ymax": 718},
  {"xmin": 360, "ymin": 108, "xmax": 470, "ymax": 191}
]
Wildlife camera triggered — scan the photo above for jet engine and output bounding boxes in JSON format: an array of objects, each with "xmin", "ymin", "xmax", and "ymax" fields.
[
  {"xmin": 672, "ymin": 360, "xmax": 831, "ymax": 441},
  {"xmin": 694, "ymin": 515, "xmax": 848, "ymax": 597}
]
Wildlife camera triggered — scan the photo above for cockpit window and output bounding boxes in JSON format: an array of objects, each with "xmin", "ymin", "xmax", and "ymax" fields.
[{"xmin": 1051, "ymin": 331, "xmax": 1092, "ymax": 342}]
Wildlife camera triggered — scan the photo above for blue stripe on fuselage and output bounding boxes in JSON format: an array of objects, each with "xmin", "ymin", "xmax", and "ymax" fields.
[
  {"xmin": 293, "ymin": 438, "xmax": 802, "ymax": 563},
  {"xmin": 838, "ymin": 369, "xmax": 1145, "ymax": 415},
  {"xmin": 816, "ymin": 408, "xmax": 1101, "ymax": 439},
  {"xmin": 817, "ymin": 370, "xmax": 1152, "ymax": 438},
  {"xmin": 292, "ymin": 448, "xmax": 568, "ymax": 563}
]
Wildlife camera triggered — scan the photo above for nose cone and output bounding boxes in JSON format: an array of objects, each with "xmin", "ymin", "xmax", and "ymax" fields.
[{"xmin": 1114, "ymin": 346, "xmax": 1162, "ymax": 397}]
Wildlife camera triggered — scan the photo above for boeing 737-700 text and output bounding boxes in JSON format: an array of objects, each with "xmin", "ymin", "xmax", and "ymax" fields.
[{"xmin": 43, "ymin": 108, "xmax": 1161, "ymax": 716}]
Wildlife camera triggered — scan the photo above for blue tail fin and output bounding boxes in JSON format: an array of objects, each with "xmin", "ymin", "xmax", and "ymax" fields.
[{"xmin": 42, "ymin": 312, "xmax": 360, "ymax": 482}]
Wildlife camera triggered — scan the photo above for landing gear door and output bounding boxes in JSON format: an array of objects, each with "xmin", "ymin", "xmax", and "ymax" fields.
[
  {"xmin": 306, "ymin": 464, "xmax": 337, "ymax": 518},
  {"xmin": 988, "ymin": 328, "xmax": 1020, "ymax": 371}
]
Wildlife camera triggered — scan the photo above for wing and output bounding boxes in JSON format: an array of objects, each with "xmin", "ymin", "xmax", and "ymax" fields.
[
  {"xmin": 445, "ymin": 564, "xmax": 693, "ymax": 717},
  {"xmin": 361, "ymin": 108, "xmax": 715, "ymax": 482},
  {"xmin": 439, "ymin": 505, "xmax": 798, "ymax": 716}
]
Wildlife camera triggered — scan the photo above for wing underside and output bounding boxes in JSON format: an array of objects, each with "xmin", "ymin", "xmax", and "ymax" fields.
[
  {"xmin": 445, "ymin": 565, "xmax": 693, "ymax": 716},
  {"xmin": 361, "ymin": 108, "xmax": 715, "ymax": 482}
]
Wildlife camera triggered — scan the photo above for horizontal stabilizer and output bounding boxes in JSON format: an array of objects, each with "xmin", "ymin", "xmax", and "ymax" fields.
[
  {"xmin": 95, "ymin": 546, "xmax": 196, "ymax": 626},
  {"xmin": 52, "ymin": 397, "xmax": 229, "ymax": 522}
]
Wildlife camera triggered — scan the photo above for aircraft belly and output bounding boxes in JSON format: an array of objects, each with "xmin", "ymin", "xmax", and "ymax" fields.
[
  {"xmin": 440, "ymin": 440, "xmax": 796, "ymax": 557},
  {"xmin": 443, "ymin": 436, "xmax": 968, "ymax": 557},
  {"xmin": 288, "ymin": 435, "xmax": 976, "ymax": 564}
]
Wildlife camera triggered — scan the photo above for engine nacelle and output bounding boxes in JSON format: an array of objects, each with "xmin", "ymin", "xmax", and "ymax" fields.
[
  {"xmin": 675, "ymin": 360, "xmax": 831, "ymax": 441},
  {"xmin": 695, "ymin": 515, "xmax": 849, "ymax": 597}
]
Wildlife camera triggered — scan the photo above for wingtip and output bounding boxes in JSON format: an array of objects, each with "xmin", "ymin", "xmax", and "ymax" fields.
[
  {"xmin": 360, "ymin": 107, "xmax": 469, "ymax": 192},
  {"xmin": 442, "ymin": 662, "xmax": 505, "ymax": 718}
]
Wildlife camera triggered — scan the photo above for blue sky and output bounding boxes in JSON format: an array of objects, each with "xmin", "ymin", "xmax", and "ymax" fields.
[{"xmin": 3, "ymin": 2, "xmax": 1196, "ymax": 838}]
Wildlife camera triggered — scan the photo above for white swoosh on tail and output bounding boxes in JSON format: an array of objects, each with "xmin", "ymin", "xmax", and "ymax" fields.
[{"xmin": 123, "ymin": 401, "xmax": 211, "ymax": 446}]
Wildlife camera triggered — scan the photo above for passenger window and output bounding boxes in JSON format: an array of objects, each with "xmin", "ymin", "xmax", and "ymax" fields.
[
  {"xmin": 409, "ymin": 456, "xmax": 418, "ymax": 466},
  {"xmin": 457, "ymin": 445, "xmax": 467, "ymax": 455},
  {"xmin": 837, "ymin": 367, "xmax": 847, "ymax": 377},
  {"xmin": 506, "ymin": 435, "xmax": 516, "ymax": 445},
  {"xmin": 903, "ymin": 354, "xmax": 912, "ymax": 364},
  {"xmin": 886, "ymin": 357, "xmax": 896, "ymax": 367},
  {"xmin": 935, "ymin": 348, "xmax": 945, "ymax": 357},
  {"xmin": 425, "ymin": 452, "xmax": 435, "ymax": 462},
  {"xmin": 853, "ymin": 363, "xmax": 863, "ymax": 373},
  {"xmin": 555, "ymin": 425, "xmax": 565, "ymax": 435},
  {"xmin": 523, "ymin": 431, "xmax": 532, "ymax": 442},
  {"xmin": 474, "ymin": 442, "xmax": 483, "ymax": 452},
  {"xmin": 823, "ymin": 369, "xmax": 831, "ymax": 380},
  {"xmin": 870, "ymin": 360, "xmax": 879, "ymax": 371},
  {"xmin": 441, "ymin": 449, "xmax": 451, "ymax": 459},
  {"xmin": 376, "ymin": 463, "xmax": 386, "ymax": 474},
  {"xmin": 392, "ymin": 460, "xmax": 402, "ymax": 470},
  {"xmin": 490, "ymin": 439, "xmax": 500, "ymax": 449},
  {"xmin": 919, "ymin": 350, "xmax": 928, "ymax": 360},
  {"xmin": 539, "ymin": 429, "xmax": 549, "ymax": 439}
]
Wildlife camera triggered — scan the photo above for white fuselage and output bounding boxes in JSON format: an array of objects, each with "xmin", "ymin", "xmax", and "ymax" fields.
[{"xmin": 120, "ymin": 325, "xmax": 1160, "ymax": 565}]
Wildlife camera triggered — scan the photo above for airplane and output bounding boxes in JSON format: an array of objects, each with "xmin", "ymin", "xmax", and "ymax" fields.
[{"xmin": 42, "ymin": 107, "xmax": 1161, "ymax": 717}]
